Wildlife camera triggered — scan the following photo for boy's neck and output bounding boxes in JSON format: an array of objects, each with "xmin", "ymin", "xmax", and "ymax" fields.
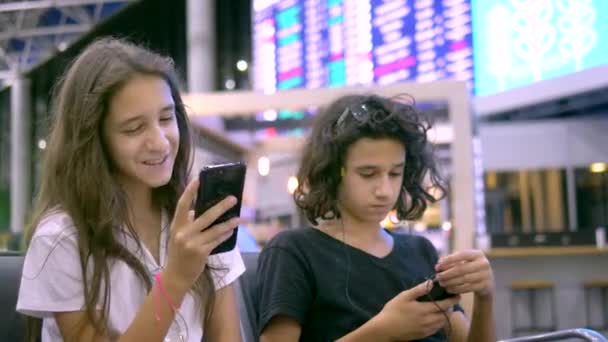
[
  {"xmin": 343, "ymin": 216, "xmax": 383, "ymax": 240},
  {"xmin": 319, "ymin": 215, "xmax": 393, "ymax": 257}
]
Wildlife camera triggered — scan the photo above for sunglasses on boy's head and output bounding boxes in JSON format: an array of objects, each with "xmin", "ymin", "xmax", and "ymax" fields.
[{"xmin": 335, "ymin": 101, "xmax": 394, "ymax": 130}]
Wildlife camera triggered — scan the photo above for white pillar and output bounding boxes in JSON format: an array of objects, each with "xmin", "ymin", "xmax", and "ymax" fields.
[
  {"xmin": 186, "ymin": 0, "xmax": 225, "ymax": 131},
  {"xmin": 448, "ymin": 86, "xmax": 478, "ymax": 316},
  {"xmin": 10, "ymin": 74, "xmax": 31, "ymax": 234},
  {"xmin": 187, "ymin": 0, "xmax": 215, "ymax": 92}
]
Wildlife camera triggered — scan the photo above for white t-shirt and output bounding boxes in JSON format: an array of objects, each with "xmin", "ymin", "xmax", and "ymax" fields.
[{"xmin": 16, "ymin": 210, "xmax": 246, "ymax": 342}]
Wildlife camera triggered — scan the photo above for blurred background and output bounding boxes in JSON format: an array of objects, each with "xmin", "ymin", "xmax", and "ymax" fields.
[{"xmin": 0, "ymin": 0, "xmax": 607, "ymax": 339}]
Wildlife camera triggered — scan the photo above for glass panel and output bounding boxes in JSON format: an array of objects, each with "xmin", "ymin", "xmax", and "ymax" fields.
[
  {"xmin": 575, "ymin": 164, "xmax": 608, "ymax": 231},
  {"xmin": 484, "ymin": 169, "xmax": 569, "ymax": 233}
]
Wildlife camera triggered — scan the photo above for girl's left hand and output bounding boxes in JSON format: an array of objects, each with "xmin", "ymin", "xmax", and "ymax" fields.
[{"xmin": 434, "ymin": 250, "xmax": 495, "ymax": 298}]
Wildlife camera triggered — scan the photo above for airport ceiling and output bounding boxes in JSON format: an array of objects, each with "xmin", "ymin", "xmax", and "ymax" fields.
[{"xmin": 0, "ymin": 0, "xmax": 133, "ymax": 83}]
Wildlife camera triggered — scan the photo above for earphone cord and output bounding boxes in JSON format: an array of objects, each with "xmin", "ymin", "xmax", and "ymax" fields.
[
  {"xmin": 342, "ymin": 219, "xmax": 374, "ymax": 317},
  {"xmin": 422, "ymin": 279, "xmax": 453, "ymax": 340}
]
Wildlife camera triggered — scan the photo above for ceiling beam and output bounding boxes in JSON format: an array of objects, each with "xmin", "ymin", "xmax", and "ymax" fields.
[
  {"xmin": 183, "ymin": 80, "xmax": 466, "ymax": 116},
  {"xmin": 0, "ymin": 24, "xmax": 90, "ymax": 40},
  {"xmin": 0, "ymin": 69, "xmax": 17, "ymax": 79},
  {"xmin": 0, "ymin": 0, "xmax": 135, "ymax": 13}
]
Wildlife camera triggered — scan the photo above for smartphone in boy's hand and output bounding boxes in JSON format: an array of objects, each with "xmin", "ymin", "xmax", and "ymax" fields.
[{"xmin": 416, "ymin": 276, "xmax": 456, "ymax": 302}]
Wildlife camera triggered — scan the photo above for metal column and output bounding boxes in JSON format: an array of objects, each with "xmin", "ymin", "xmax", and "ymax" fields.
[
  {"xmin": 187, "ymin": 0, "xmax": 223, "ymax": 131},
  {"xmin": 9, "ymin": 74, "xmax": 31, "ymax": 234}
]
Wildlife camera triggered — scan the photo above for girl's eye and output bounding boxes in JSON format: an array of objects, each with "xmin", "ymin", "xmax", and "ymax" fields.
[
  {"xmin": 160, "ymin": 114, "xmax": 174, "ymax": 122},
  {"xmin": 123, "ymin": 125, "xmax": 143, "ymax": 134}
]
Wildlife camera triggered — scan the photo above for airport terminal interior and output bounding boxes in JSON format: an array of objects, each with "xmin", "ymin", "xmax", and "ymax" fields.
[{"xmin": 0, "ymin": 0, "xmax": 607, "ymax": 341}]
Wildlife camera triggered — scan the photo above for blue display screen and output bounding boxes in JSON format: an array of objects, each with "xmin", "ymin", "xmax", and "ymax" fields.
[{"xmin": 472, "ymin": 0, "xmax": 608, "ymax": 96}]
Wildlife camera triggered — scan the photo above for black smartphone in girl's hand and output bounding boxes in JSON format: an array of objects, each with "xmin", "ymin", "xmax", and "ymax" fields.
[{"xmin": 195, "ymin": 162, "xmax": 246, "ymax": 255}]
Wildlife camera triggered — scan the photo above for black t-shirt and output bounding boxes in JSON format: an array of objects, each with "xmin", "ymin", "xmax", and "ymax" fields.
[{"xmin": 255, "ymin": 228, "xmax": 463, "ymax": 342}]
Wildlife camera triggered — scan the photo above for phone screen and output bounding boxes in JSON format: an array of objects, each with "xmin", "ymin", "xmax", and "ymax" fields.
[{"xmin": 195, "ymin": 162, "xmax": 246, "ymax": 254}]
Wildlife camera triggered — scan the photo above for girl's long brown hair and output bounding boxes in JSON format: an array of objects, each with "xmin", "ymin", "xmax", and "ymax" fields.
[{"xmin": 23, "ymin": 37, "xmax": 216, "ymax": 340}]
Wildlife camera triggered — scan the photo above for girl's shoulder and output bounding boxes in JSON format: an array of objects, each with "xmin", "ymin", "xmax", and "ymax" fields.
[
  {"xmin": 34, "ymin": 209, "xmax": 77, "ymax": 237},
  {"xmin": 27, "ymin": 209, "xmax": 79, "ymax": 253}
]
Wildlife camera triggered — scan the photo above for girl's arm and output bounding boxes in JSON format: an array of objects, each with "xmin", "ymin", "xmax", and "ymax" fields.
[
  {"xmin": 204, "ymin": 284, "xmax": 242, "ymax": 342},
  {"xmin": 55, "ymin": 269, "xmax": 186, "ymax": 342}
]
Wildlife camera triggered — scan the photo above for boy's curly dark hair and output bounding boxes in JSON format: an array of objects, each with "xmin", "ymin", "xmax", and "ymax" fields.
[{"xmin": 293, "ymin": 93, "xmax": 446, "ymax": 225}]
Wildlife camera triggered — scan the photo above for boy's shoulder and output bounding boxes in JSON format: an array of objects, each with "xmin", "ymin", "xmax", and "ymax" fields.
[{"xmin": 264, "ymin": 227, "xmax": 319, "ymax": 249}]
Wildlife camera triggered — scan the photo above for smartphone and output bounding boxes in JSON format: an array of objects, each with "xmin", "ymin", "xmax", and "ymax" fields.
[
  {"xmin": 417, "ymin": 277, "xmax": 456, "ymax": 302},
  {"xmin": 194, "ymin": 162, "xmax": 246, "ymax": 255}
]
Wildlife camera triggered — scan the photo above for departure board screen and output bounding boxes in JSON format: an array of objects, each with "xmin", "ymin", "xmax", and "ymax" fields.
[{"xmin": 252, "ymin": 0, "xmax": 474, "ymax": 93}]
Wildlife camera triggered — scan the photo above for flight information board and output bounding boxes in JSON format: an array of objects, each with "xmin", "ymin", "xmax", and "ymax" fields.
[{"xmin": 252, "ymin": 0, "xmax": 474, "ymax": 93}]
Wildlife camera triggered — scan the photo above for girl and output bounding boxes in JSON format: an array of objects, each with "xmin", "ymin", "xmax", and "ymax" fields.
[
  {"xmin": 17, "ymin": 38, "xmax": 244, "ymax": 342},
  {"xmin": 256, "ymin": 94, "xmax": 496, "ymax": 341}
]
